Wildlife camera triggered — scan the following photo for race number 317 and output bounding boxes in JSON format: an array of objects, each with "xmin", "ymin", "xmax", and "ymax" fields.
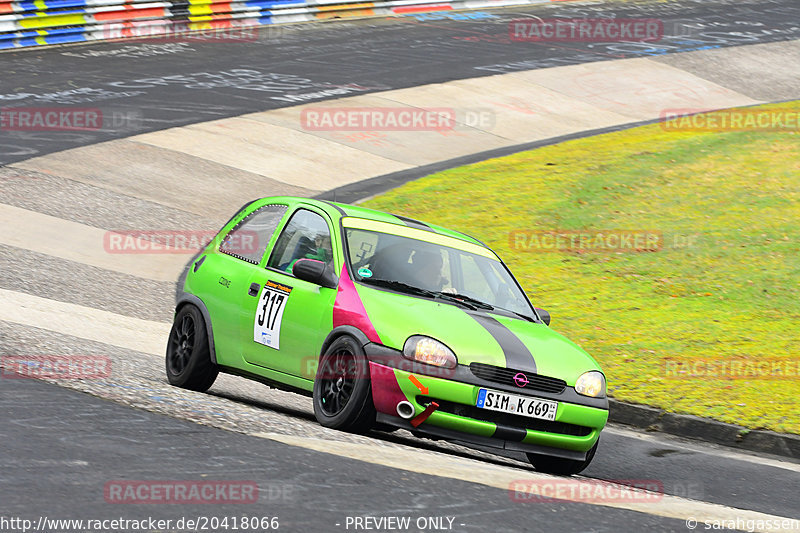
[{"xmin": 253, "ymin": 281, "xmax": 292, "ymax": 349}]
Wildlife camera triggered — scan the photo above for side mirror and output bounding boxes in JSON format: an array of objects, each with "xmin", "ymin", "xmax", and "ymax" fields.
[
  {"xmin": 293, "ymin": 258, "xmax": 338, "ymax": 289},
  {"xmin": 535, "ymin": 308, "xmax": 551, "ymax": 326}
]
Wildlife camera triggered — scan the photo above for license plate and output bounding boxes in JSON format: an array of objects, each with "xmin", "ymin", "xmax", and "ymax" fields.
[{"xmin": 476, "ymin": 388, "xmax": 558, "ymax": 421}]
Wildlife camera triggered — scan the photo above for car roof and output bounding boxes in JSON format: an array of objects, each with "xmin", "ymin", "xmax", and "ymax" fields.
[{"xmin": 256, "ymin": 196, "xmax": 487, "ymax": 248}]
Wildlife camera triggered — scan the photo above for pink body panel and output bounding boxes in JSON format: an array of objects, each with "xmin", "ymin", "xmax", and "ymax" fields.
[
  {"xmin": 332, "ymin": 264, "xmax": 382, "ymax": 343},
  {"xmin": 369, "ymin": 362, "xmax": 409, "ymax": 415}
]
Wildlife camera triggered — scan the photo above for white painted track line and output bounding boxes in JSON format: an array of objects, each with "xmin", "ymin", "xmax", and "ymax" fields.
[
  {"xmin": 255, "ymin": 432, "xmax": 798, "ymax": 533},
  {"xmin": 0, "ymin": 203, "xmax": 190, "ymax": 283},
  {"xmin": 0, "ymin": 288, "xmax": 170, "ymax": 356}
]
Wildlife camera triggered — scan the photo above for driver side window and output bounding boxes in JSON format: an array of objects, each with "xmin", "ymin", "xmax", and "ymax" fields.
[{"xmin": 267, "ymin": 209, "xmax": 333, "ymax": 275}]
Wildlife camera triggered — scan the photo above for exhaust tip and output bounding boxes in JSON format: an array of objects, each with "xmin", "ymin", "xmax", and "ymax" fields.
[{"xmin": 396, "ymin": 401, "xmax": 415, "ymax": 419}]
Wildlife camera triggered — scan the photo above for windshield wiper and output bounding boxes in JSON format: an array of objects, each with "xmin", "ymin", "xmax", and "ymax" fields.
[
  {"xmin": 363, "ymin": 278, "xmax": 436, "ymax": 297},
  {"xmin": 439, "ymin": 292, "xmax": 538, "ymax": 322},
  {"xmin": 362, "ymin": 279, "xmax": 536, "ymax": 318},
  {"xmin": 361, "ymin": 278, "xmax": 437, "ymax": 298},
  {"xmin": 364, "ymin": 279, "xmax": 477, "ymax": 310},
  {"xmin": 435, "ymin": 291, "xmax": 494, "ymax": 310},
  {"xmin": 483, "ymin": 304, "xmax": 537, "ymax": 322},
  {"xmin": 508, "ymin": 310, "xmax": 537, "ymax": 322}
]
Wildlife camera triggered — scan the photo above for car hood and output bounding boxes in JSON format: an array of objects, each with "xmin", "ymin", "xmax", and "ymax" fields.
[{"xmin": 356, "ymin": 284, "xmax": 602, "ymax": 386}]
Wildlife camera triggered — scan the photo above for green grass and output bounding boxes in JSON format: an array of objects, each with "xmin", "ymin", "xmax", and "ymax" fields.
[{"xmin": 362, "ymin": 101, "xmax": 800, "ymax": 434}]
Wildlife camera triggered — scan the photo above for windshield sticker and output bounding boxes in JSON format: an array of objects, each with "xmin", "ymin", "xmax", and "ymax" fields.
[{"xmin": 357, "ymin": 267, "xmax": 373, "ymax": 278}]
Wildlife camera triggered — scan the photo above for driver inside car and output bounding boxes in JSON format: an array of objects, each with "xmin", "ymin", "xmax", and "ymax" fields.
[
  {"xmin": 287, "ymin": 234, "xmax": 332, "ymax": 273},
  {"xmin": 409, "ymin": 250, "xmax": 449, "ymax": 292}
]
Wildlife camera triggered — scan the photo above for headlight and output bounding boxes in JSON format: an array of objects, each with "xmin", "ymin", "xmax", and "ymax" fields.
[
  {"xmin": 403, "ymin": 336, "xmax": 457, "ymax": 369},
  {"xmin": 575, "ymin": 371, "xmax": 606, "ymax": 398}
]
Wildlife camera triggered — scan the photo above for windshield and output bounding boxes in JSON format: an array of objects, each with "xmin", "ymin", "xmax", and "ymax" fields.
[{"xmin": 344, "ymin": 227, "xmax": 535, "ymax": 319}]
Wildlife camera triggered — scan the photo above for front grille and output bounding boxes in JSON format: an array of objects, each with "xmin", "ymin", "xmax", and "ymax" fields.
[
  {"xmin": 469, "ymin": 362, "xmax": 567, "ymax": 394},
  {"xmin": 419, "ymin": 397, "xmax": 591, "ymax": 437}
]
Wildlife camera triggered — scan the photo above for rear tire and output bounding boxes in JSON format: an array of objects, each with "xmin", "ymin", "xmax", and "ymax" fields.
[
  {"xmin": 165, "ymin": 305, "xmax": 218, "ymax": 392},
  {"xmin": 526, "ymin": 439, "xmax": 598, "ymax": 476},
  {"xmin": 312, "ymin": 336, "xmax": 375, "ymax": 432}
]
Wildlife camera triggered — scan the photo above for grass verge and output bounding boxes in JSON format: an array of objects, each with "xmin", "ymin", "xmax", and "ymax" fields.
[{"xmin": 362, "ymin": 101, "xmax": 800, "ymax": 434}]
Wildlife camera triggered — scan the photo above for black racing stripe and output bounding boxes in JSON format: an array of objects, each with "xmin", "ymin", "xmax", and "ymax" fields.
[
  {"xmin": 468, "ymin": 313, "xmax": 537, "ymax": 373},
  {"xmin": 393, "ymin": 214, "xmax": 433, "ymax": 231},
  {"xmin": 492, "ymin": 424, "xmax": 527, "ymax": 442}
]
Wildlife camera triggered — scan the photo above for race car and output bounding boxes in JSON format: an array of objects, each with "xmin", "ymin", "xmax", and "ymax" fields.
[{"xmin": 167, "ymin": 196, "xmax": 608, "ymax": 475}]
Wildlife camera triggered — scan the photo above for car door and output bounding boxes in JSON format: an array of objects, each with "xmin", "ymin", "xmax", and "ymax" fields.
[
  {"xmin": 190, "ymin": 202, "xmax": 288, "ymax": 367},
  {"xmin": 241, "ymin": 207, "xmax": 338, "ymax": 378}
]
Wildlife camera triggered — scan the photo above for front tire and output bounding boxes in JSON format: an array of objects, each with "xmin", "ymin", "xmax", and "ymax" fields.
[
  {"xmin": 527, "ymin": 439, "xmax": 599, "ymax": 476},
  {"xmin": 312, "ymin": 336, "xmax": 375, "ymax": 432},
  {"xmin": 165, "ymin": 305, "xmax": 218, "ymax": 392}
]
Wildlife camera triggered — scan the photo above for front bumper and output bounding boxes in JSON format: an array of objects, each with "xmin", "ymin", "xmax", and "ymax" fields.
[{"xmin": 368, "ymin": 358, "xmax": 608, "ymax": 460}]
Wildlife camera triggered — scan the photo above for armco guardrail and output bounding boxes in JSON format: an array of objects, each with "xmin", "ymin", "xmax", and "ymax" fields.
[{"xmin": 0, "ymin": 0, "xmax": 551, "ymax": 50}]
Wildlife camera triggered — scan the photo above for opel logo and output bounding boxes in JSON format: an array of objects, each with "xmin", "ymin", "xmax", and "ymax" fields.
[{"xmin": 513, "ymin": 372, "xmax": 529, "ymax": 387}]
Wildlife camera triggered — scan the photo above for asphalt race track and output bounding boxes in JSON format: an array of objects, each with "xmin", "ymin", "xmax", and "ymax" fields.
[
  {"xmin": 1, "ymin": 0, "xmax": 800, "ymax": 531},
  {"xmin": 2, "ymin": 0, "xmax": 800, "ymax": 165}
]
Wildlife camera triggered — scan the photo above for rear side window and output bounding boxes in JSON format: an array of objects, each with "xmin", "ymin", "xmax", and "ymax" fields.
[{"xmin": 219, "ymin": 204, "xmax": 287, "ymax": 264}]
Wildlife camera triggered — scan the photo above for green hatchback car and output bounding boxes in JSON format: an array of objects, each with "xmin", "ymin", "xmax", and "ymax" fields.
[{"xmin": 167, "ymin": 196, "xmax": 608, "ymax": 475}]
